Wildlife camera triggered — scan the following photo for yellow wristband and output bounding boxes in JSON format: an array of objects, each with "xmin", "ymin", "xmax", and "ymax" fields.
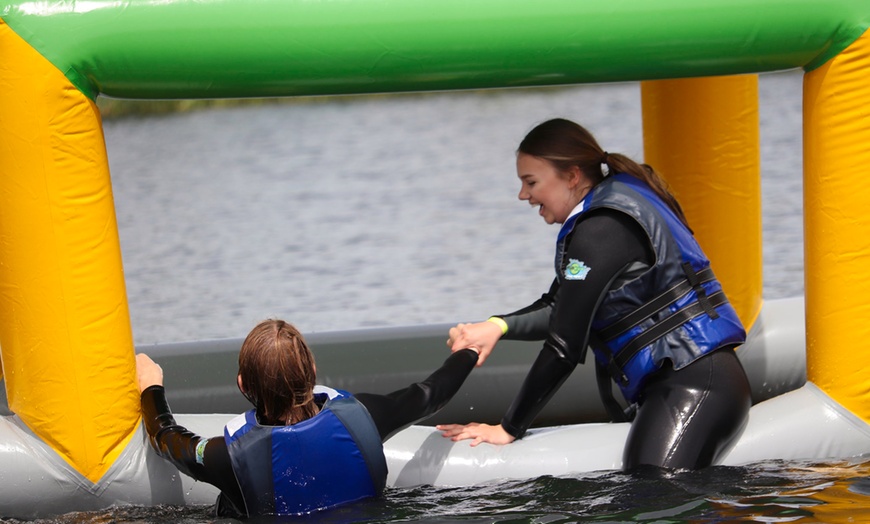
[{"xmin": 487, "ymin": 316, "xmax": 508, "ymax": 335}]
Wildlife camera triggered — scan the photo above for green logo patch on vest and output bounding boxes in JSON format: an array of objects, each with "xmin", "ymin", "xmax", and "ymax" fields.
[{"xmin": 565, "ymin": 259, "xmax": 591, "ymax": 280}]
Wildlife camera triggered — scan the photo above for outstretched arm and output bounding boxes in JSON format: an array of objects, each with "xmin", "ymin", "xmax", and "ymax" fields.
[
  {"xmin": 439, "ymin": 211, "xmax": 651, "ymax": 445},
  {"xmin": 355, "ymin": 348, "xmax": 479, "ymax": 441},
  {"xmin": 499, "ymin": 211, "xmax": 651, "ymax": 439}
]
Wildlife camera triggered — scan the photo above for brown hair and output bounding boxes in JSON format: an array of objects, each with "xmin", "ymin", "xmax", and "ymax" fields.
[
  {"xmin": 518, "ymin": 118, "xmax": 691, "ymax": 230},
  {"xmin": 238, "ymin": 319, "xmax": 318, "ymax": 426}
]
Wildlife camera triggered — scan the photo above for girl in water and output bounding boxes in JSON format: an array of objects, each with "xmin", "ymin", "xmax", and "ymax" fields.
[{"xmin": 137, "ymin": 319, "xmax": 478, "ymax": 517}]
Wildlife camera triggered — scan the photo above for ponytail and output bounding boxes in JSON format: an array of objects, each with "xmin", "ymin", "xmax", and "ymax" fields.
[{"xmin": 602, "ymin": 152, "xmax": 692, "ymax": 232}]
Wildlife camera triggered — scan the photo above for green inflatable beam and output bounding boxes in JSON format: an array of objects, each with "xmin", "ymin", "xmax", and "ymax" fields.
[{"xmin": 3, "ymin": 0, "xmax": 869, "ymax": 100}]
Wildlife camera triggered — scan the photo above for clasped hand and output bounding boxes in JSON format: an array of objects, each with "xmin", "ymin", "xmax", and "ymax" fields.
[
  {"xmin": 446, "ymin": 320, "xmax": 502, "ymax": 366},
  {"xmin": 441, "ymin": 320, "xmax": 515, "ymax": 446}
]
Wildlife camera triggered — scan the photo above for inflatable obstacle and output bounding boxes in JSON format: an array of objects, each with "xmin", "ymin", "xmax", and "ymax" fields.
[
  {"xmin": 0, "ymin": 296, "xmax": 818, "ymax": 512},
  {"xmin": 2, "ymin": 0, "xmax": 870, "ymax": 519}
]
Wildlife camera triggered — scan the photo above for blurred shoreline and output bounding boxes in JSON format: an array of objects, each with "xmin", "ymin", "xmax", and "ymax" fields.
[
  {"xmin": 96, "ymin": 86, "xmax": 584, "ymax": 119},
  {"xmin": 97, "ymin": 96, "xmax": 335, "ymax": 119}
]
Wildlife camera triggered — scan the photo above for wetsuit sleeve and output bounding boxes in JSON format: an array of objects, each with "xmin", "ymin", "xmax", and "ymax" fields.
[
  {"xmin": 140, "ymin": 386, "xmax": 243, "ymax": 508},
  {"xmin": 501, "ymin": 210, "xmax": 652, "ymax": 438},
  {"xmin": 355, "ymin": 348, "xmax": 479, "ymax": 441},
  {"xmin": 494, "ymin": 279, "xmax": 559, "ymax": 341}
]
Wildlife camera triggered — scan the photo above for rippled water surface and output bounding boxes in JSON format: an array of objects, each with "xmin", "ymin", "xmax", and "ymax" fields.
[
  {"xmin": 8, "ymin": 457, "xmax": 870, "ymax": 523},
  {"xmin": 4, "ymin": 72, "xmax": 833, "ymax": 523}
]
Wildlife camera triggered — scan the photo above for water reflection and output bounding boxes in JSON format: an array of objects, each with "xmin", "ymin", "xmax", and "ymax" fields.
[
  {"xmin": 705, "ymin": 459, "xmax": 870, "ymax": 523},
  {"xmin": 5, "ymin": 457, "xmax": 870, "ymax": 522}
]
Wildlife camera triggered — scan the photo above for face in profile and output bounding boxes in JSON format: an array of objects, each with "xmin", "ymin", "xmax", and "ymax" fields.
[{"xmin": 516, "ymin": 153, "xmax": 583, "ymax": 225}]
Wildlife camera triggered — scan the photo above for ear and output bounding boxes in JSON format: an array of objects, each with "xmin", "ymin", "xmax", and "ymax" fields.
[
  {"xmin": 566, "ymin": 165, "xmax": 584, "ymax": 188},
  {"xmin": 237, "ymin": 374, "xmax": 245, "ymax": 394}
]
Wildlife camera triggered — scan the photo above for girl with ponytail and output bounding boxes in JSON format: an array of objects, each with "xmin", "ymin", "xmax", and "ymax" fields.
[{"xmin": 440, "ymin": 118, "xmax": 751, "ymax": 471}]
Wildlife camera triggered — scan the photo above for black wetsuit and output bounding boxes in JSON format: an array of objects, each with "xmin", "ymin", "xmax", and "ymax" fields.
[
  {"xmin": 497, "ymin": 209, "xmax": 751, "ymax": 470},
  {"xmin": 141, "ymin": 349, "xmax": 478, "ymax": 516}
]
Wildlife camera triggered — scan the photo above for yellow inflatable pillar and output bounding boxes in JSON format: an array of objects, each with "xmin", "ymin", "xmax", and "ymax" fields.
[
  {"xmin": 640, "ymin": 75, "xmax": 762, "ymax": 329},
  {"xmin": 0, "ymin": 22, "xmax": 139, "ymax": 481},
  {"xmin": 804, "ymin": 30, "xmax": 870, "ymax": 423}
]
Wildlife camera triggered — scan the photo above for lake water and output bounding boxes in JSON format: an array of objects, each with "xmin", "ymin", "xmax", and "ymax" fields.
[
  {"xmin": 106, "ymin": 71, "xmax": 804, "ymax": 347},
  {"xmin": 8, "ymin": 71, "xmax": 858, "ymax": 524},
  {"xmin": 10, "ymin": 457, "xmax": 870, "ymax": 523}
]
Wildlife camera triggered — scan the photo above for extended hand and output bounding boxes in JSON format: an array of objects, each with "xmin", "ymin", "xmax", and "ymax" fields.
[
  {"xmin": 135, "ymin": 353, "xmax": 164, "ymax": 393},
  {"xmin": 446, "ymin": 321, "xmax": 503, "ymax": 366},
  {"xmin": 436, "ymin": 422, "xmax": 516, "ymax": 447}
]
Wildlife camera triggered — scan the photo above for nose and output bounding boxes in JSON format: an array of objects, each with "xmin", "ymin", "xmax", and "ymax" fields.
[{"xmin": 518, "ymin": 186, "xmax": 529, "ymax": 201}]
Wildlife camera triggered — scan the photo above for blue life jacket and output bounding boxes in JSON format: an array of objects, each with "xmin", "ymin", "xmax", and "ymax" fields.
[
  {"xmin": 556, "ymin": 174, "xmax": 746, "ymax": 402},
  {"xmin": 223, "ymin": 386, "xmax": 387, "ymax": 516}
]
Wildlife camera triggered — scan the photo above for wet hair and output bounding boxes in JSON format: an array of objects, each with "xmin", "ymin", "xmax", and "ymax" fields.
[
  {"xmin": 517, "ymin": 118, "xmax": 691, "ymax": 230},
  {"xmin": 238, "ymin": 319, "xmax": 318, "ymax": 426}
]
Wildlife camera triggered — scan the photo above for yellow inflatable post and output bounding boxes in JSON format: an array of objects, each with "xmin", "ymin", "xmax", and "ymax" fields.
[
  {"xmin": 640, "ymin": 75, "xmax": 762, "ymax": 329},
  {"xmin": 804, "ymin": 30, "xmax": 870, "ymax": 423},
  {"xmin": 0, "ymin": 21, "xmax": 139, "ymax": 482}
]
